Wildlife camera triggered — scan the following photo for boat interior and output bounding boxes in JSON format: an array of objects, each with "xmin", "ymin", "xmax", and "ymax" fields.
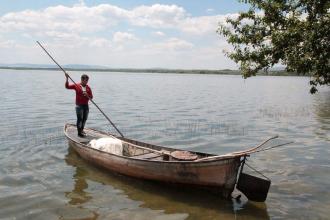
[{"xmin": 65, "ymin": 124, "xmax": 213, "ymax": 162}]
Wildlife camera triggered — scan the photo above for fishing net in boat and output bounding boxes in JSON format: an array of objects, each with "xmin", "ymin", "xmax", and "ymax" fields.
[{"xmin": 89, "ymin": 137, "xmax": 123, "ymax": 156}]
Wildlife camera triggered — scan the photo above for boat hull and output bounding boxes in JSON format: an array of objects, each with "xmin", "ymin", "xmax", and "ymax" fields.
[{"xmin": 65, "ymin": 124, "xmax": 242, "ymax": 198}]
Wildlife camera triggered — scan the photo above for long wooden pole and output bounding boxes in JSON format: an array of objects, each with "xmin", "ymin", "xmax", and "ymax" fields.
[
  {"xmin": 196, "ymin": 135, "xmax": 280, "ymax": 161},
  {"xmin": 36, "ymin": 41, "xmax": 124, "ymax": 137}
]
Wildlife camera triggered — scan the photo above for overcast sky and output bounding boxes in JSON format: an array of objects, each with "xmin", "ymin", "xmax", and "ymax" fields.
[{"xmin": 0, "ymin": 0, "xmax": 249, "ymax": 69}]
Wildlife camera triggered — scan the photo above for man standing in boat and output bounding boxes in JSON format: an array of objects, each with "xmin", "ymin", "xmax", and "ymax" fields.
[{"xmin": 65, "ymin": 73, "xmax": 93, "ymax": 137}]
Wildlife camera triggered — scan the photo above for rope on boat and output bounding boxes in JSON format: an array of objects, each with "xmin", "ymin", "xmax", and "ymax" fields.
[
  {"xmin": 195, "ymin": 136, "xmax": 281, "ymax": 161},
  {"xmin": 249, "ymin": 141, "xmax": 294, "ymax": 154},
  {"xmin": 228, "ymin": 135, "xmax": 279, "ymax": 155},
  {"xmin": 244, "ymin": 161, "xmax": 270, "ymax": 180}
]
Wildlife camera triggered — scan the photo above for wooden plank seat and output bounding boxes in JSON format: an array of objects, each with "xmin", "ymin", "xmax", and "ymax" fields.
[{"xmin": 131, "ymin": 152, "xmax": 164, "ymax": 160}]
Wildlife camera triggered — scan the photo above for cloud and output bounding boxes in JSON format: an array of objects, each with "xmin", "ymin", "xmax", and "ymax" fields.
[
  {"xmin": 128, "ymin": 4, "xmax": 186, "ymax": 28},
  {"xmin": 113, "ymin": 32, "xmax": 138, "ymax": 43},
  {"xmin": 0, "ymin": 39, "xmax": 16, "ymax": 48},
  {"xmin": 180, "ymin": 14, "xmax": 235, "ymax": 34},
  {"xmin": 88, "ymin": 38, "xmax": 112, "ymax": 48},
  {"xmin": 152, "ymin": 31, "xmax": 165, "ymax": 37},
  {"xmin": 206, "ymin": 8, "xmax": 215, "ymax": 13},
  {"xmin": 0, "ymin": 3, "xmax": 233, "ymax": 38},
  {"xmin": 127, "ymin": 4, "xmax": 227, "ymax": 34},
  {"xmin": 146, "ymin": 37, "xmax": 194, "ymax": 51},
  {"xmin": 0, "ymin": 2, "xmax": 239, "ymax": 69},
  {"xmin": 0, "ymin": 4, "xmax": 127, "ymax": 35}
]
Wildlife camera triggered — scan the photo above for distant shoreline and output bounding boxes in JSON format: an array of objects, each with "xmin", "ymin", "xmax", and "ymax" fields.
[{"xmin": 0, "ymin": 66, "xmax": 305, "ymax": 76}]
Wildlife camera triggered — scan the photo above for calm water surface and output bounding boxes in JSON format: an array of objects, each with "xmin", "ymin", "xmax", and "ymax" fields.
[{"xmin": 0, "ymin": 69, "xmax": 329, "ymax": 219}]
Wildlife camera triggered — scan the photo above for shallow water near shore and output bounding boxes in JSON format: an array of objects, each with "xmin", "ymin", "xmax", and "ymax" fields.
[{"xmin": 0, "ymin": 69, "xmax": 329, "ymax": 219}]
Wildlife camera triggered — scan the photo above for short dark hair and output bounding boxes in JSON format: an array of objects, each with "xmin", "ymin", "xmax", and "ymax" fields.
[{"xmin": 81, "ymin": 74, "xmax": 89, "ymax": 80}]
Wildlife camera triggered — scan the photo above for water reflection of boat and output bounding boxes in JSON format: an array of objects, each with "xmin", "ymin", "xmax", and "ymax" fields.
[
  {"xmin": 64, "ymin": 147, "xmax": 270, "ymax": 220},
  {"xmin": 64, "ymin": 123, "xmax": 272, "ymax": 202}
]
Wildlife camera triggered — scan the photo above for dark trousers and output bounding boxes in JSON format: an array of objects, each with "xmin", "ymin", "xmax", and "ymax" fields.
[{"xmin": 76, "ymin": 105, "xmax": 89, "ymax": 134}]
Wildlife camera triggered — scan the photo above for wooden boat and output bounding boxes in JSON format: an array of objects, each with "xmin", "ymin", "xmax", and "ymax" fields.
[{"xmin": 64, "ymin": 123, "xmax": 271, "ymax": 201}]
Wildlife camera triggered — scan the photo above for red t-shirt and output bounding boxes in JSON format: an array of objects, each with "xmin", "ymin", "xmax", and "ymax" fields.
[{"xmin": 65, "ymin": 82, "xmax": 93, "ymax": 105}]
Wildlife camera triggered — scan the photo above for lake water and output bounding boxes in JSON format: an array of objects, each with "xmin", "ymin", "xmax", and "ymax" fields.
[{"xmin": 0, "ymin": 69, "xmax": 329, "ymax": 219}]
